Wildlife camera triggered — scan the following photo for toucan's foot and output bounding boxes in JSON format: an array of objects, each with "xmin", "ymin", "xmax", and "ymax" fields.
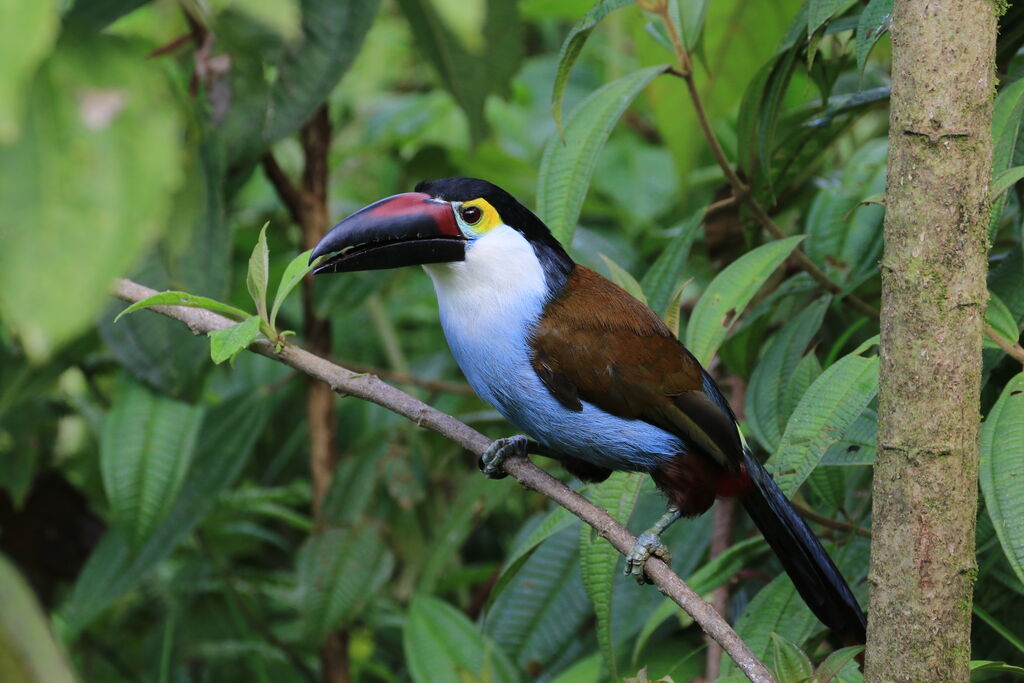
[
  {"xmin": 625, "ymin": 531, "xmax": 671, "ymax": 584},
  {"xmin": 479, "ymin": 435, "xmax": 528, "ymax": 480},
  {"xmin": 624, "ymin": 504, "xmax": 681, "ymax": 584}
]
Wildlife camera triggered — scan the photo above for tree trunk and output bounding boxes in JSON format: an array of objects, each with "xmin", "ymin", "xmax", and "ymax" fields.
[{"xmin": 867, "ymin": 1, "xmax": 995, "ymax": 680}]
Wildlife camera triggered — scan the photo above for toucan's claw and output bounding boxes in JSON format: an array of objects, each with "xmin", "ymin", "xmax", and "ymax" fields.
[
  {"xmin": 625, "ymin": 532, "xmax": 671, "ymax": 584},
  {"xmin": 479, "ymin": 435, "xmax": 528, "ymax": 480}
]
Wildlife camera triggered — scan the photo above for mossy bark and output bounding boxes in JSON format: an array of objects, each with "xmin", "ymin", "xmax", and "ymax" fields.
[{"xmin": 867, "ymin": 1, "xmax": 995, "ymax": 680}]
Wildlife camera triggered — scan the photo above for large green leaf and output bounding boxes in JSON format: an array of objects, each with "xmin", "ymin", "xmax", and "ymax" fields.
[
  {"xmin": 100, "ymin": 375, "xmax": 205, "ymax": 547},
  {"xmin": 0, "ymin": 36, "xmax": 183, "ymax": 361},
  {"xmin": 221, "ymin": 0, "xmax": 379, "ymax": 168},
  {"xmin": 0, "ymin": 555, "xmax": 76, "ymax": 683},
  {"xmin": 485, "ymin": 524, "xmax": 593, "ymax": 674},
  {"xmin": 62, "ymin": 0, "xmax": 152, "ymax": 32},
  {"xmin": 745, "ymin": 296, "xmax": 831, "ymax": 452},
  {"xmin": 61, "ymin": 394, "xmax": 271, "ymax": 639},
  {"xmin": 767, "ymin": 347, "xmax": 878, "ymax": 498},
  {"xmin": 579, "ymin": 472, "xmax": 644, "ymax": 678},
  {"xmin": 640, "ymin": 210, "xmax": 703, "ymax": 318},
  {"xmin": 980, "ymin": 372, "xmax": 1024, "ymax": 588},
  {"xmin": 538, "ymin": 65, "xmax": 668, "ymax": 245},
  {"xmin": 404, "ymin": 596, "xmax": 518, "ymax": 683},
  {"xmin": 550, "ymin": 0, "xmax": 636, "ymax": 130},
  {"xmin": 990, "ymin": 75, "xmax": 1024, "ymax": 237},
  {"xmin": 395, "ymin": 0, "xmax": 522, "ymax": 144},
  {"xmin": 685, "ymin": 236, "xmax": 803, "ymax": 366},
  {"xmin": 855, "ymin": 0, "xmax": 893, "ymax": 75},
  {"xmin": 0, "ymin": 0, "xmax": 58, "ymax": 142},
  {"xmin": 297, "ymin": 527, "xmax": 394, "ymax": 642}
]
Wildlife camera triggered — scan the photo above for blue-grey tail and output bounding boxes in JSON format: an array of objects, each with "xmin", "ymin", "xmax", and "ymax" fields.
[{"xmin": 740, "ymin": 447, "xmax": 867, "ymax": 645}]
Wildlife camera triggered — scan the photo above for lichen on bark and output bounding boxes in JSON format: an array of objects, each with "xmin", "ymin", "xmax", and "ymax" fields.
[{"xmin": 867, "ymin": 1, "xmax": 996, "ymax": 681}]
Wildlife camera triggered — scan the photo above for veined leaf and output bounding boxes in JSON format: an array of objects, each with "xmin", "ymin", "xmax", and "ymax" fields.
[
  {"xmin": 209, "ymin": 315, "xmax": 262, "ymax": 365},
  {"xmin": 814, "ymin": 646, "xmax": 864, "ymax": 682},
  {"xmin": 990, "ymin": 75, "xmax": 1024, "ymax": 238},
  {"xmin": 746, "ymin": 296, "xmax": 831, "ymax": 452},
  {"xmin": 855, "ymin": 0, "xmax": 892, "ymax": 76},
  {"xmin": 297, "ymin": 527, "xmax": 394, "ymax": 642},
  {"xmin": 404, "ymin": 596, "xmax": 518, "ymax": 683},
  {"xmin": 0, "ymin": 556, "xmax": 76, "ymax": 683},
  {"xmin": 485, "ymin": 524, "xmax": 591, "ymax": 673},
  {"xmin": 640, "ymin": 210, "xmax": 703, "ymax": 317},
  {"xmin": 970, "ymin": 660, "xmax": 1024, "ymax": 678},
  {"xmin": 100, "ymin": 375, "xmax": 205, "ymax": 547},
  {"xmin": 807, "ymin": 0, "xmax": 858, "ymax": 36},
  {"xmin": 551, "ymin": 0, "xmax": 636, "ymax": 130},
  {"xmin": 484, "ymin": 506, "xmax": 576, "ymax": 614},
  {"xmin": 270, "ymin": 249, "xmax": 316, "ymax": 331},
  {"xmin": 579, "ymin": 472, "xmax": 645, "ymax": 679},
  {"xmin": 677, "ymin": 0, "xmax": 711, "ymax": 51},
  {"xmin": 770, "ymin": 633, "xmax": 814, "ymax": 682},
  {"xmin": 538, "ymin": 65, "xmax": 668, "ymax": 245},
  {"xmin": 685, "ymin": 236, "xmax": 803, "ymax": 366},
  {"xmin": 61, "ymin": 394, "xmax": 271, "ymax": 639},
  {"xmin": 991, "ymin": 165, "xmax": 1024, "ymax": 202},
  {"xmin": 115, "ymin": 290, "xmax": 253, "ymax": 323},
  {"xmin": 767, "ymin": 348, "xmax": 879, "ymax": 498},
  {"xmin": 247, "ymin": 223, "xmax": 269, "ymax": 323},
  {"xmin": 599, "ymin": 254, "xmax": 647, "ymax": 304},
  {"xmin": 980, "ymin": 372, "xmax": 1024, "ymax": 588}
]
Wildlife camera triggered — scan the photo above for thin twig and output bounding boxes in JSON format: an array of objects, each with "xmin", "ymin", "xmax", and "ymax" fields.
[
  {"xmin": 112, "ymin": 277, "xmax": 777, "ymax": 683},
  {"xmin": 339, "ymin": 359, "xmax": 476, "ymax": 395},
  {"xmin": 793, "ymin": 501, "xmax": 872, "ymax": 540},
  {"xmin": 985, "ymin": 323, "xmax": 1024, "ymax": 366},
  {"xmin": 262, "ymin": 153, "xmax": 305, "ymax": 226}
]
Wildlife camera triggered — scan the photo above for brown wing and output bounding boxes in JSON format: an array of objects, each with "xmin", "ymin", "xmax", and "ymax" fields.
[{"xmin": 530, "ymin": 266, "xmax": 744, "ymax": 471}]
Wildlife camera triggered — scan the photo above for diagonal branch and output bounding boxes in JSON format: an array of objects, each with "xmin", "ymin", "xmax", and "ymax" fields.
[{"xmin": 112, "ymin": 277, "xmax": 776, "ymax": 683}]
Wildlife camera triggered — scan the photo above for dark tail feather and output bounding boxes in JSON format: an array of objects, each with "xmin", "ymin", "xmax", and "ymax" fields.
[{"xmin": 739, "ymin": 448, "xmax": 867, "ymax": 645}]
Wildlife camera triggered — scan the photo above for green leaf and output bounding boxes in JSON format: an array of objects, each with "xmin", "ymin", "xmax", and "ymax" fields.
[
  {"xmin": 746, "ymin": 296, "xmax": 831, "ymax": 452},
  {"xmin": 986, "ymin": 291, "xmax": 1020, "ymax": 350},
  {"xmin": 640, "ymin": 210, "xmax": 703, "ymax": 317},
  {"xmin": 972, "ymin": 604, "xmax": 1024, "ymax": 657},
  {"xmin": 599, "ymin": 254, "xmax": 647, "ymax": 304},
  {"xmin": 991, "ymin": 165, "xmax": 1024, "ymax": 202},
  {"xmin": 0, "ymin": 36, "xmax": 183, "ymax": 361},
  {"xmin": 677, "ymin": 0, "xmax": 711, "ymax": 51},
  {"xmin": 485, "ymin": 506, "xmax": 577, "ymax": 613},
  {"xmin": 990, "ymin": 76, "xmax": 1024, "ymax": 237},
  {"xmin": 395, "ymin": 0, "xmax": 522, "ymax": 144},
  {"xmin": 405, "ymin": 596, "xmax": 518, "ymax": 683},
  {"xmin": 980, "ymin": 372, "xmax": 1024, "ymax": 588},
  {"xmin": 970, "ymin": 660, "xmax": 1024, "ymax": 679},
  {"xmin": 770, "ymin": 633, "xmax": 814, "ymax": 682},
  {"xmin": 767, "ymin": 349, "xmax": 879, "ymax": 498},
  {"xmin": 115, "ymin": 291, "xmax": 253, "ymax": 323},
  {"xmin": 807, "ymin": 0, "xmax": 857, "ymax": 36},
  {"xmin": 0, "ymin": 555, "xmax": 76, "ymax": 683},
  {"xmin": 632, "ymin": 537, "xmax": 769, "ymax": 662},
  {"xmin": 297, "ymin": 527, "xmax": 394, "ymax": 642},
  {"xmin": 538, "ymin": 65, "xmax": 668, "ymax": 245},
  {"xmin": 270, "ymin": 249, "xmax": 316, "ymax": 331},
  {"xmin": 100, "ymin": 375, "xmax": 205, "ymax": 548},
  {"xmin": 247, "ymin": 223, "xmax": 270, "ymax": 323},
  {"xmin": 221, "ymin": 0, "xmax": 301, "ymax": 39},
  {"xmin": 579, "ymin": 472, "xmax": 645, "ymax": 679},
  {"xmin": 685, "ymin": 236, "xmax": 804, "ymax": 366},
  {"xmin": 662, "ymin": 277, "xmax": 692, "ymax": 339},
  {"xmin": 814, "ymin": 645, "xmax": 863, "ymax": 682},
  {"xmin": 485, "ymin": 524, "xmax": 592, "ymax": 673},
  {"xmin": 61, "ymin": 394, "xmax": 271, "ymax": 639},
  {"xmin": 855, "ymin": 0, "xmax": 892, "ymax": 76},
  {"xmin": 209, "ymin": 316, "xmax": 262, "ymax": 365},
  {"xmin": 551, "ymin": 0, "xmax": 636, "ymax": 130},
  {"xmin": 0, "ymin": 0, "xmax": 58, "ymax": 143},
  {"xmin": 63, "ymin": 0, "xmax": 152, "ymax": 32}
]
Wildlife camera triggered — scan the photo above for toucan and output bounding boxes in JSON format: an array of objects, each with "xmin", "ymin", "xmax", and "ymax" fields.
[{"xmin": 310, "ymin": 177, "xmax": 867, "ymax": 645}]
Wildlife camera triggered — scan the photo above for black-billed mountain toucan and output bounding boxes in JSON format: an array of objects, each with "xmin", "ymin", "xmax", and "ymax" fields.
[{"xmin": 310, "ymin": 177, "xmax": 867, "ymax": 645}]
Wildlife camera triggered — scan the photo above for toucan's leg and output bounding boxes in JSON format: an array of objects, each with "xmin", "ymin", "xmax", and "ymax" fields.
[
  {"xmin": 624, "ymin": 505, "xmax": 682, "ymax": 583},
  {"xmin": 478, "ymin": 435, "xmax": 531, "ymax": 479}
]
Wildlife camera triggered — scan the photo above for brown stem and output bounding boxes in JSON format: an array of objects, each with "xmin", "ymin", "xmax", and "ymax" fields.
[
  {"xmin": 339, "ymin": 359, "xmax": 476, "ymax": 396},
  {"xmin": 984, "ymin": 323, "xmax": 1024, "ymax": 366},
  {"xmin": 112, "ymin": 277, "xmax": 778, "ymax": 683},
  {"xmin": 792, "ymin": 501, "xmax": 872, "ymax": 540},
  {"xmin": 262, "ymin": 153, "xmax": 304, "ymax": 226}
]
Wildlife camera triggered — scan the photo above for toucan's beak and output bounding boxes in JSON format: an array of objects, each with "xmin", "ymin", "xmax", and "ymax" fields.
[{"xmin": 310, "ymin": 192, "xmax": 464, "ymax": 274}]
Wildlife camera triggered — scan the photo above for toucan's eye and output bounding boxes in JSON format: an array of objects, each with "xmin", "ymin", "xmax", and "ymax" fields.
[{"xmin": 460, "ymin": 205, "xmax": 483, "ymax": 224}]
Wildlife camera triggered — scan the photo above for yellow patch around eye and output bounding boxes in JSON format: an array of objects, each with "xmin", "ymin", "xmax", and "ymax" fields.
[{"xmin": 461, "ymin": 198, "xmax": 503, "ymax": 234}]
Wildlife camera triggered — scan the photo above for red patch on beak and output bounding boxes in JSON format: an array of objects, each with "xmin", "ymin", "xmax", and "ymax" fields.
[{"xmin": 367, "ymin": 192, "xmax": 459, "ymax": 237}]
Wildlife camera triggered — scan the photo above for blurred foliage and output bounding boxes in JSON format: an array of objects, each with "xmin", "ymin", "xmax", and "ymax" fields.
[{"xmin": 1, "ymin": 0, "xmax": 1024, "ymax": 682}]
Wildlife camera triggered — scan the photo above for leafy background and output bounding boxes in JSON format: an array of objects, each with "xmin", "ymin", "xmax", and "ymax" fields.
[{"xmin": 2, "ymin": 0, "xmax": 1024, "ymax": 681}]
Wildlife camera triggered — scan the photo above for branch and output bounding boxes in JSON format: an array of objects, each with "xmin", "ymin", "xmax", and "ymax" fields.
[
  {"xmin": 985, "ymin": 323, "xmax": 1024, "ymax": 366},
  {"xmin": 112, "ymin": 277, "xmax": 776, "ymax": 683}
]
